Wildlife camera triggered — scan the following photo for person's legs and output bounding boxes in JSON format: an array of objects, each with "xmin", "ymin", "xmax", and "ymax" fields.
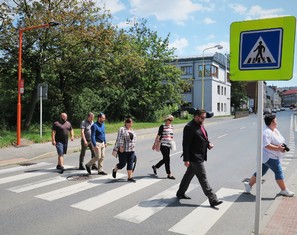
[
  {"xmin": 79, "ymin": 139, "xmax": 86, "ymax": 168},
  {"xmin": 97, "ymin": 143, "xmax": 106, "ymax": 173},
  {"xmin": 176, "ymin": 165, "xmax": 195, "ymax": 197},
  {"xmin": 160, "ymin": 146, "xmax": 171, "ymax": 175},
  {"xmin": 191, "ymin": 162, "xmax": 218, "ymax": 203}
]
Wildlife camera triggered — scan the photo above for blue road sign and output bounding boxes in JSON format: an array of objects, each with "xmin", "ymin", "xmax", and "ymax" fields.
[{"xmin": 240, "ymin": 28, "xmax": 283, "ymax": 70}]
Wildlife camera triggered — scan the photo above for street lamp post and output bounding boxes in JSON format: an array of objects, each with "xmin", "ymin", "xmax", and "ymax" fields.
[
  {"xmin": 17, "ymin": 22, "xmax": 59, "ymax": 146},
  {"xmin": 201, "ymin": 44, "xmax": 223, "ymax": 109}
]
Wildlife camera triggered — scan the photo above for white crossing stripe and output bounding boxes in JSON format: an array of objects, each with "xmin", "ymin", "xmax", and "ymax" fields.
[
  {"xmin": 7, "ymin": 170, "xmax": 83, "ymax": 193},
  {"xmin": 71, "ymin": 177, "xmax": 162, "ymax": 212},
  {"xmin": 169, "ymin": 188, "xmax": 243, "ymax": 235},
  {"xmin": 0, "ymin": 162, "xmax": 51, "ymax": 175},
  {"xmin": 0, "ymin": 165, "xmax": 64, "ymax": 185},
  {"xmin": 115, "ymin": 184, "xmax": 198, "ymax": 224},
  {"xmin": 35, "ymin": 173, "xmax": 126, "ymax": 201}
]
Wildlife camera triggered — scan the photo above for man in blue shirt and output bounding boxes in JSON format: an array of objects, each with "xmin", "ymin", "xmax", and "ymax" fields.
[{"xmin": 85, "ymin": 113, "xmax": 107, "ymax": 175}]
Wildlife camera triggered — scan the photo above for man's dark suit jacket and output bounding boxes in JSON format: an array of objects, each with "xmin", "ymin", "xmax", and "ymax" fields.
[{"xmin": 182, "ymin": 119, "xmax": 210, "ymax": 163}]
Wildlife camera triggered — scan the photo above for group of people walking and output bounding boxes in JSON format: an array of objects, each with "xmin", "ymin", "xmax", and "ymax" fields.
[{"xmin": 51, "ymin": 109, "xmax": 294, "ymax": 208}]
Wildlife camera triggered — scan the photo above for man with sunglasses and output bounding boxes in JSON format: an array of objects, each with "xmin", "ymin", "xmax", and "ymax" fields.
[{"xmin": 176, "ymin": 109, "xmax": 223, "ymax": 208}]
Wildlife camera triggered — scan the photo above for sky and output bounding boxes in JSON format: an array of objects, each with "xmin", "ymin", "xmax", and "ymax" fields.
[{"xmin": 96, "ymin": 0, "xmax": 297, "ymax": 88}]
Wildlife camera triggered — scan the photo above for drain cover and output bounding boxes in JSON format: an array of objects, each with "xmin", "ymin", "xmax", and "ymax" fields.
[
  {"xmin": 67, "ymin": 174, "xmax": 91, "ymax": 181},
  {"xmin": 19, "ymin": 162, "xmax": 37, "ymax": 166}
]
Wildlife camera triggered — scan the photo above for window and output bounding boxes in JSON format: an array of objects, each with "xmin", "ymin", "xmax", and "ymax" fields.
[
  {"xmin": 217, "ymin": 103, "xmax": 220, "ymax": 112},
  {"xmin": 181, "ymin": 66, "xmax": 193, "ymax": 75},
  {"xmin": 221, "ymin": 86, "xmax": 223, "ymax": 95},
  {"xmin": 224, "ymin": 87, "xmax": 226, "ymax": 95},
  {"xmin": 198, "ymin": 65, "xmax": 218, "ymax": 78},
  {"xmin": 221, "ymin": 103, "xmax": 223, "ymax": 112},
  {"xmin": 217, "ymin": 85, "xmax": 220, "ymax": 95}
]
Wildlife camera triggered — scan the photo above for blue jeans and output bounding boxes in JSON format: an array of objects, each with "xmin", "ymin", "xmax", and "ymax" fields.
[
  {"xmin": 253, "ymin": 158, "xmax": 284, "ymax": 180},
  {"xmin": 56, "ymin": 142, "xmax": 68, "ymax": 156},
  {"xmin": 117, "ymin": 152, "xmax": 136, "ymax": 170}
]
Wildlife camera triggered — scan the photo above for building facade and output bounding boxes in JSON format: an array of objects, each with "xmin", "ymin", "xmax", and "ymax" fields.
[{"xmin": 175, "ymin": 52, "xmax": 231, "ymax": 116}]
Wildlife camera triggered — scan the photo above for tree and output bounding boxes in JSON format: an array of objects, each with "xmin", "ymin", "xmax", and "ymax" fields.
[{"xmin": 231, "ymin": 80, "xmax": 248, "ymax": 111}]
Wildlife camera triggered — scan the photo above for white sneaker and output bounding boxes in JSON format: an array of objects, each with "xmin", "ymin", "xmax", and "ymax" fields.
[
  {"xmin": 279, "ymin": 189, "xmax": 295, "ymax": 197},
  {"xmin": 244, "ymin": 182, "xmax": 252, "ymax": 193}
]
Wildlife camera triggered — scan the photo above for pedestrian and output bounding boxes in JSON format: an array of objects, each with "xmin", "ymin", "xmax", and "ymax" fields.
[
  {"xmin": 152, "ymin": 114, "xmax": 175, "ymax": 179},
  {"xmin": 244, "ymin": 114, "xmax": 294, "ymax": 196},
  {"xmin": 51, "ymin": 113, "xmax": 74, "ymax": 172},
  {"xmin": 78, "ymin": 112, "xmax": 96, "ymax": 170},
  {"xmin": 85, "ymin": 113, "xmax": 108, "ymax": 175},
  {"xmin": 112, "ymin": 118, "xmax": 137, "ymax": 183},
  {"xmin": 176, "ymin": 109, "xmax": 223, "ymax": 208}
]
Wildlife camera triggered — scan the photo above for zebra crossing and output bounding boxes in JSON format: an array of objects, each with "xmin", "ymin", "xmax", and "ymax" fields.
[{"xmin": 0, "ymin": 162, "xmax": 245, "ymax": 235}]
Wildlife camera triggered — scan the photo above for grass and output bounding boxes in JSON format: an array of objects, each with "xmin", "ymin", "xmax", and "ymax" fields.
[{"xmin": 0, "ymin": 118, "xmax": 189, "ymax": 148}]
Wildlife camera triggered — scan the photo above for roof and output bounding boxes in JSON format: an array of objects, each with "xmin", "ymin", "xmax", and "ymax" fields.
[{"xmin": 280, "ymin": 89, "xmax": 297, "ymax": 96}]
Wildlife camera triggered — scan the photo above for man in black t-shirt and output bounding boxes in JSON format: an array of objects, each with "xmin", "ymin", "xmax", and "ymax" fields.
[{"xmin": 52, "ymin": 113, "xmax": 74, "ymax": 171}]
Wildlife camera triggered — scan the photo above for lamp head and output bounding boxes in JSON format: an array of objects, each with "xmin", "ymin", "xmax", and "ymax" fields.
[{"xmin": 215, "ymin": 44, "xmax": 223, "ymax": 50}]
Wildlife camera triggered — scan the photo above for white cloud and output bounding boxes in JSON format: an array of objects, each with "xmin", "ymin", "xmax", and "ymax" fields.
[
  {"xmin": 169, "ymin": 38, "xmax": 189, "ymax": 54},
  {"xmin": 95, "ymin": 0, "xmax": 126, "ymax": 14},
  {"xmin": 229, "ymin": 4, "xmax": 283, "ymax": 19},
  {"xmin": 129, "ymin": 0, "xmax": 213, "ymax": 24},
  {"xmin": 203, "ymin": 17, "xmax": 215, "ymax": 24}
]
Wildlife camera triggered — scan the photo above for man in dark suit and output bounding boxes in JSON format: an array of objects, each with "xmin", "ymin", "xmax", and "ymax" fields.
[{"xmin": 176, "ymin": 109, "xmax": 223, "ymax": 207}]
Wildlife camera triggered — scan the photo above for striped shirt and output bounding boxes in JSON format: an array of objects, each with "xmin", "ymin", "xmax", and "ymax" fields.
[{"xmin": 158, "ymin": 124, "xmax": 174, "ymax": 147}]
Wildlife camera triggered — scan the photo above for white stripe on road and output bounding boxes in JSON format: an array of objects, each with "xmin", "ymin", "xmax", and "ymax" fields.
[
  {"xmin": 35, "ymin": 173, "xmax": 126, "ymax": 201},
  {"xmin": 169, "ymin": 188, "xmax": 243, "ymax": 235},
  {"xmin": 115, "ymin": 184, "xmax": 198, "ymax": 224},
  {"xmin": 7, "ymin": 170, "xmax": 82, "ymax": 193},
  {"xmin": 0, "ymin": 165, "xmax": 65, "ymax": 185},
  {"xmin": 71, "ymin": 177, "xmax": 162, "ymax": 212},
  {"xmin": 0, "ymin": 162, "xmax": 51, "ymax": 175},
  {"xmin": 217, "ymin": 134, "xmax": 228, "ymax": 139}
]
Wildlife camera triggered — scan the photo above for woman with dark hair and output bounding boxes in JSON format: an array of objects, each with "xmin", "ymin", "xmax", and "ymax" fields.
[
  {"xmin": 244, "ymin": 114, "xmax": 294, "ymax": 196},
  {"xmin": 112, "ymin": 118, "xmax": 137, "ymax": 182}
]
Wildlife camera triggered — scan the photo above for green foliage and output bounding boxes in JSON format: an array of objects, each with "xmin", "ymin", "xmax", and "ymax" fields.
[
  {"xmin": 230, "ymin": 81, "xmax": 248, "ymax": 111},
  {"xmin": 0, "ymin": 0, "xmax": 185, "ymax": 130}
]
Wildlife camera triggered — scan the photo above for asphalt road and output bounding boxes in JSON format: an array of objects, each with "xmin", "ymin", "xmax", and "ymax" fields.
[{"xmin": 0, "ymin": 111, "xmax": 296, "ymax": 235}]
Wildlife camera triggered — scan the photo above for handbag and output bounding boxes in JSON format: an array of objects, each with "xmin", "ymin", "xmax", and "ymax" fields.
[{"xmin": 171, "ymin": 140, "xmax": 176, "ymax": 151}]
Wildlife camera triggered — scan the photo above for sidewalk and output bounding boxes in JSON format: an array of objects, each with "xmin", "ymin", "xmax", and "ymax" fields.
[{"xmin": 0, "ymin": 116, "xmax": 296, "ymax": 235}]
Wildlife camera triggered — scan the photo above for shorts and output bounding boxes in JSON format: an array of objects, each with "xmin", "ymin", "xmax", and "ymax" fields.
[{"xmin": 56, "ymin": 142, "xmax": 68, "ymax": 156}]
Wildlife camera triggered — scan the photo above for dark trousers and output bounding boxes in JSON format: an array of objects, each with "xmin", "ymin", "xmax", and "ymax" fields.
[
  {"xmin": 155, "ymin": 145, "xmax": 171, "ymax": 174},
  {"xmin": 79, "ymin": 139, "xmax": 95, "ymax": 165},
  {"xmin": 177, "ymin": 161, "xmax": 218, "ymax": 203}
]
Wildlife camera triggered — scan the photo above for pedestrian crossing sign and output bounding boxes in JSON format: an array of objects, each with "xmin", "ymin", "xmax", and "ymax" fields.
[{"xmin": 230, "ymin": 16, "xmax": 296, "ymax": 81}]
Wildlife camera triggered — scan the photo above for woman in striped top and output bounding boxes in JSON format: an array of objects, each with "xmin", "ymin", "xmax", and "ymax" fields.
[{"xmin": 152, "ymin": 115, "xmax": 175, "ymax": 180}]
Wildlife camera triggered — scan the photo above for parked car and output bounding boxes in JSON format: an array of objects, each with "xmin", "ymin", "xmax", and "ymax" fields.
[
  {"xmin": 271, "ymin": 108, "xmax": 277, "ymax": 113},
  {"xmin": 280, "ymin": 107, "xmax": 285, "ymax": 111},
  {"xmin": 263, "ymin": 108, "xmax": 271, "ymax": 115},
  {"xmin": 171, "ymin": 107, "xmax": 213, "ymax": 118}
]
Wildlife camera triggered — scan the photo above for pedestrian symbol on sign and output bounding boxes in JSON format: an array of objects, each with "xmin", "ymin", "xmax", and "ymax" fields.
[
  {"xmin": 243, "ymin": 37, "xmax": 276, "ymax": 64},
  {"xmin": 240, "ymin": 28, "xmax": 283, "ymax": 70}
]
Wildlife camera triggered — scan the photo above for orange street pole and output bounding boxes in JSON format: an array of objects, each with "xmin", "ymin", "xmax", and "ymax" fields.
[{"xmin": 17, "ymin": 22, "xmax": 59, "ymax": 146}]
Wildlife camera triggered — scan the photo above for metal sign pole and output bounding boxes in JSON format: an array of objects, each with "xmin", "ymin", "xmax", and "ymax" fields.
[
  {"xmin": 255, "ymin": 81, "xmax": 264, "ymax": 235},
  {"xmin": 40, "ymin": 85, "xmax": 43, "ymax": 138}
]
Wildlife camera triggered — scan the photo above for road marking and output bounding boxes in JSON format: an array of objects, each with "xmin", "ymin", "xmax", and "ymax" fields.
[
  {"xmin": 71, "ymin": 177, "xmax": 162, "ymax": 212},
  {"xmin": 0, "ymin": 162, "xmax": 51, "ymax": 175},
  {"xmin": 240, "ymin": 127, "xmax": 246, "ymax": 129},
  {"xmin": 169, "ymin": 188, "xmax": 243, "ymax": 235},
  {"xmin": 7, "ymin": 170, "xmax": 83, "ymax": 193},
  {"xmin": 217, "ymin": 134, "xmax": 228, "ymax": 138},
  {"xmin": 114, "ymin": 184, "xmax": 198, "ymax": 224},
  {"xmin": 35, "ymin": 173, "xmax": 126, "ymax": 201},
  {"xmin": 0, "ymin": 165, "xmax": 66, "ymax": 185}
]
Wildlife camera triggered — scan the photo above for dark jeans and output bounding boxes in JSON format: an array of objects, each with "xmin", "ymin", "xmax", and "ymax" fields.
[
  {"xmin": 117, "ymin": 152, "xmax": 136, "ymax": 170},
  {"xmin": 155, "ymin": 145, "xmax": 171, "ymax": 174},
  {"xmin": 79, "ymin": 139, "xmax": 95, "ymax": 165},
  {"xmin": 177, "ymin": 161, "xmax": 218, "ymax": 203}
]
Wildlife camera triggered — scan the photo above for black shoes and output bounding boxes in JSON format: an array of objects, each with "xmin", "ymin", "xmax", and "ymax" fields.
[
  {"xmin": 79, "ymin": 164, "xmax": 85, "ymax": 170},
  {"xmin": 152, "ymin": 165, "xmax": 157, "ymax": 175},
  {"xmin": 112, "ymin": 169, "xmax": 117, "ymax": 178},
  {"xmin": 98, "ymin": 171, "xmax": 108, "ymax": 175},
  {"xmin": 210, "ymin": 200, "xmax": 223, "ymax": 208},
  {"xmin": 128, "ymin": 178, "xmax": 136, "ymax": 183},
  {"xmin": 56, "ymin": 165, "xmax": 63, "ymax": 170},
  {"xmin": 167, "ymin": 175, "xmax": 175, "ymax": 180},
  {"xmin": 92, "ymin": 165, "xmax": 98, "ymax": 170},
  {"xmin": 176, "ymin": 194, "xmax": 191, "ymax": 200},
  {"xmin": 85, "ymin": 164, "xmax": 91, "ymax": 174}
]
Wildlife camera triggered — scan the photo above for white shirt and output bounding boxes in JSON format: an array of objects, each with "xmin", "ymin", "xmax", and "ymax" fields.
[{"xmin": 262, "ymin": 126, "xmax": 285, "ymax": 163}]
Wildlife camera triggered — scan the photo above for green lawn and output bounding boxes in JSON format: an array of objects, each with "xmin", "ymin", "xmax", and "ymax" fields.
[{"xmin": 0, "ymin": 118, "xmax": 189, "ymax": 148}]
